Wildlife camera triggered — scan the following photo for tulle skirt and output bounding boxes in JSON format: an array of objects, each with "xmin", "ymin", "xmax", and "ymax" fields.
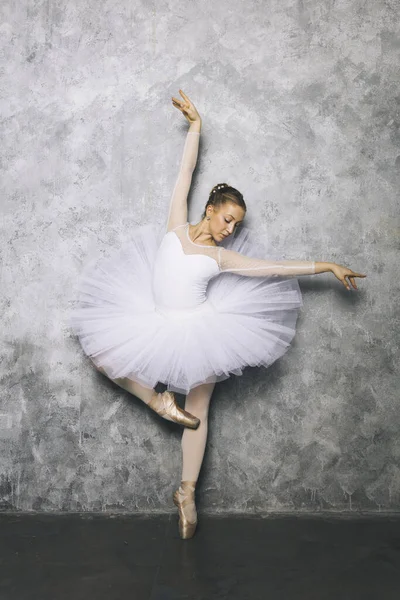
[{"xmin": 70, "ymin": 223, "xmax": 304, "ymax": 394}]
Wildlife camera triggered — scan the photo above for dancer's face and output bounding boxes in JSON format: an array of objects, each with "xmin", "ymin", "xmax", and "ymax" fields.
[{"xmin": 207, "ymin": 202, "xmax": 246, "ymax": 241}]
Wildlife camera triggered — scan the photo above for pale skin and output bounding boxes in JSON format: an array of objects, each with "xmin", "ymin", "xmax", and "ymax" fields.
[{"xmin": 172, "ymin": 89, "xmax": 367, "ymax": 291}]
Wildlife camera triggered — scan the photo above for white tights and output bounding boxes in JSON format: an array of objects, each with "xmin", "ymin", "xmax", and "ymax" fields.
[{"xmin": 181, "ymin": 381, "xmax": 215, "ymax": 482}]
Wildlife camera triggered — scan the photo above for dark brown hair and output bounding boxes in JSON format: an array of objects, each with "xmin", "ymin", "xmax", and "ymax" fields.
[{"xmin": 201, "ymin": 183, "xmax": 246, "ymax": 219}]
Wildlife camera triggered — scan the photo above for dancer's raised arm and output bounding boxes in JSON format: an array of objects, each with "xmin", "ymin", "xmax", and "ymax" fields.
[{"xmin": 166, "ymin": 90, "xmax": 202, "ymax": 232}]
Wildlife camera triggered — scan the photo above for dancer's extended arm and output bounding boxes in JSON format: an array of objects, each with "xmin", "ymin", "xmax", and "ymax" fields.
[
  {"xmin": 218, "ymin": 249, "xmax": 366, "ymax": 290},
  {"xmin": 218, "ymin": 247, "xmax": 316, "ymax": 276}
]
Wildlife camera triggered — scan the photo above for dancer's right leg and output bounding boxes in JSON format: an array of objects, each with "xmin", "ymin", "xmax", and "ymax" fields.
[{"xmin": 92, "ymin": 363, "xmax": 200, "ymax": 428}]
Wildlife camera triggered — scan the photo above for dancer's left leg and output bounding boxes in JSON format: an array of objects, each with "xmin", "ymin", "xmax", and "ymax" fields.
[
  {"xmin": 181, "ymin": 382, "xmax": 215, "ymax": 480},
  {"xmin": 175, "ymin": 381, "xmax": 216, "ymax": 525}
]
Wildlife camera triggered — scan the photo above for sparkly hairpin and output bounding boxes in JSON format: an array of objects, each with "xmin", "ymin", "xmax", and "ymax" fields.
[{"xmin": 212, "ymin": 184, "xmax": 227, "ymax": 194}]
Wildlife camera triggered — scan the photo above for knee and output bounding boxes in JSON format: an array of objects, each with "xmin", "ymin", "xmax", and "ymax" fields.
[{"xmin": 186, "ymin": 400, "xmax": 210, "ymax": 422}]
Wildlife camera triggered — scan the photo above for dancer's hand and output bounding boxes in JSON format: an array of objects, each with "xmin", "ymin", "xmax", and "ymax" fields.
[
  {"xmin": 171, "ymin": 90, "xmax": 201, "ymax": 124},
  {"xmin": 330, "ymin": 263, "xmax": 367, "ymax": 290}
]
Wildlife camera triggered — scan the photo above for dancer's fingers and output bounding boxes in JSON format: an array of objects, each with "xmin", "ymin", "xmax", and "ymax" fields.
[
  {"xmin": 179, "ymin": 89, "xmax": 191, "ymax": 103},
  {"xmin": 172, "ymin": 99, "xmax": 187, "ymax": 113}
]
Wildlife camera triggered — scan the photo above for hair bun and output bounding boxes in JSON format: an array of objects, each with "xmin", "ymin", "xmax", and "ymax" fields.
[
  {"xmin": 211, "ymin": 183, "xmax": 229, "ymax": 195},
  {"xmin": 203, "ymin": 183, "xmax": 246, "ymax": 220}
]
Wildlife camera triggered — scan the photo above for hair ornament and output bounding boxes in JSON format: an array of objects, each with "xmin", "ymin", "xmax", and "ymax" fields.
[{"xmin": 212, "ymin": 184, "xmax": 228, "ymax": 194}]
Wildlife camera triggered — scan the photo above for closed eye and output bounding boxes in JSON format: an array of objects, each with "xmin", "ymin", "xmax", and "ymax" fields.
[{"xmin": 225, "ymin": 218, "xmax": 242, "ymax": 229}]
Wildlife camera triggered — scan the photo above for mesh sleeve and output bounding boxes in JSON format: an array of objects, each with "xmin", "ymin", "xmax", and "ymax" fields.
[
  {"xmin": 166, "ymin": 131, "xmax": 200, "ymax": 232},
  {"xmin": 218, "ymin": 247, "xmax": 315, "ymax": 277}
]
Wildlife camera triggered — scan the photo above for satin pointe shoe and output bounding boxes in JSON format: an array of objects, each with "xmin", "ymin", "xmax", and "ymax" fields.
[
  {"xmin": 173, "ymin": 480, "xmax": 198, "ymax": 539},
  {"xmin": 148, "ymin": 391, "xmax": 200, "ymax": 429}
]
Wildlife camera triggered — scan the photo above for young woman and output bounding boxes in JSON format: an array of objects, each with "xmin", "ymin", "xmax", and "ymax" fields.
[{"xmin": 71, "ymin": 90, "xmax": 366, "ymax": 539}]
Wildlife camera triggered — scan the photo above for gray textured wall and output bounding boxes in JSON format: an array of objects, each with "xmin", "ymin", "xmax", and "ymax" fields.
[{"xmin": 1, "ymin": 0, "xmax": 399, "ymax": 513}]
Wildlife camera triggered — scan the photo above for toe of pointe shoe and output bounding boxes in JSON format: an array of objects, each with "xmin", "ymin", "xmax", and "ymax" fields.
[
  {"xmin": 175, "ymin": 406, "xmax": 200, "ymax": 429},
  {"xmin": 176, "ymin": 403, "xmax": 200, "ymax": 429},
  {"xmin": 179, "ymin": 520, "xmax": 197, "ymax": 540},
  {"xmin": 152, "ymin": 392, "xmax": 200, "ymax": 429},
  {"xmin": 173, "ymin": 491, "xmax": 198, "ymax": 539},
  {"xmin": 184, "ymin": 414, "xmax": 200, "ymax": 429}
]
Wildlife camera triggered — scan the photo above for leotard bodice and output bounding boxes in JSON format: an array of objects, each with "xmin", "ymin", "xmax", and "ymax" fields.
[{"xmin": 152, "ymin": 229, "xmax": 219, "ymax": 311}]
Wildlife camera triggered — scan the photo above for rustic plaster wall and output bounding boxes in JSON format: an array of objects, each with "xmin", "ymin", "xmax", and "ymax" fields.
[{"xmin": 1, "ymin": 0, "xmax": 399, "ymax": 512}]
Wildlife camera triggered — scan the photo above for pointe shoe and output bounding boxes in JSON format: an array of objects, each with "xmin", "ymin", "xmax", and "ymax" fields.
[
  {"xmin": 173, "ymin": 481, "xmax": 198, "ymax": 539},
  {"xmin": 148, "ymin": 391, "xmax": 200, "ymax": 429}
]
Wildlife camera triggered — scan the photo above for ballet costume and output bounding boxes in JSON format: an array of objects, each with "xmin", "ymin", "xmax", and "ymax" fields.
[
  {"xmin": 70, "ymin": 130, "xmax": 315, "ymax": 396},
  {"xmin": 70, "ymin": 129, "xmax": 315, "ymax": 537}
]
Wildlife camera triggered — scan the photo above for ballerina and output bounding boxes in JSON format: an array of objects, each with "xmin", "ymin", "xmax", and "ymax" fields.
[{"xmin": 71, "ymin": 89, "xmax": 366, "ymax": 539}]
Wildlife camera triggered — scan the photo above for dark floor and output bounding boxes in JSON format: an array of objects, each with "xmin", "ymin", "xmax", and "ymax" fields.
[{"xmin": 0, "ymin": 512, "xmax": 399, "ymax": 599}]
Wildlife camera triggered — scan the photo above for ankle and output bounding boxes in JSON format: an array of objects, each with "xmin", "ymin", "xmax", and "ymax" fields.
[
  {"xmin": 179, "ymin": 480, "xmax": 197, "ymax": 495},
  {"xmin": 148, "ymin": 390, "xmax": 160, "ymax": 406}
]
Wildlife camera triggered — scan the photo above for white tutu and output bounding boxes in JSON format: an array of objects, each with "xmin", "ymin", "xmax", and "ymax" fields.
[{"xmin": 70, "ymin": 223, "xmax": 303, "ymax": 394}]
